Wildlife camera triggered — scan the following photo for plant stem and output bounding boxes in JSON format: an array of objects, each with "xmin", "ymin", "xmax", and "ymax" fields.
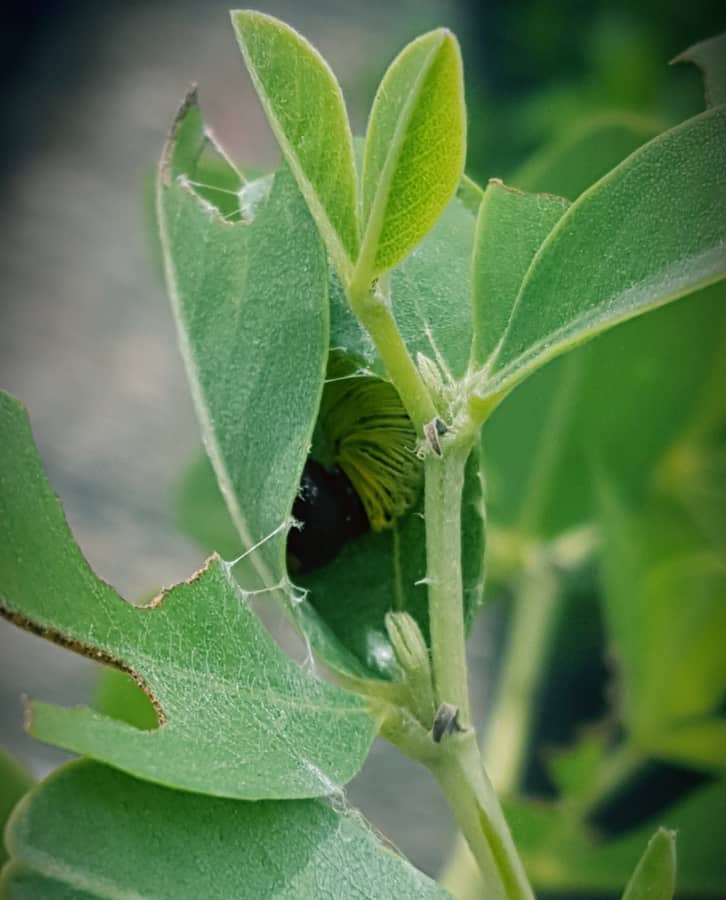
[
  {"xmin": 483, "ymin": 556, "xmax": 561, "ymax": 794},
  {"xmin": 346, "ymin": 282, "xmax": 437, "ymax": 432},
  {"xmin": 423, "ymin": 440, "xmax": 534, "ymax": 898},
  {"xmin": 431, "ymin": 733, "xmax": 535, "ymax": 900},
  {"xmin": 345, "ymin": 276, "xmax": 532, "ymax": 896},
  {"xmin": 439, "ymin": 552, "xmax": 562, "ymax": 898},
  {"xmin": 424, "ymin": 442, "xmax": 472, "ymax": 721}
]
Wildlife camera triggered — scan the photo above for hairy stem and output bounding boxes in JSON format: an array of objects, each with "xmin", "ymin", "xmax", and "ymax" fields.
[
  {"xmin": 439, "ymin": 553, "xmax": 562, "ymax": 897},
  {"xmin": 345, "ymin": 275, "xmax": 531, "ymax": 896},
  {"xmin": 425, "ymin": 442, "xmax": 472, "ymax": 720},
  {"xmin": 424, "ymin": 441, "xmax": 533, "ymax": 898},
  {"xmin": 431, "ymin": 733, "xmax": 535, "ymax": 900},
  {"xmin": 346, "ymin": 281, "xmax": 437, "ymax": 432}
]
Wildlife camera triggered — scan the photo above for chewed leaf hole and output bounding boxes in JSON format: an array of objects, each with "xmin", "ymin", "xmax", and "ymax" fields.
[{"xmin": 94, "ymin": 667, "xmax": 159, "ymax": 732}]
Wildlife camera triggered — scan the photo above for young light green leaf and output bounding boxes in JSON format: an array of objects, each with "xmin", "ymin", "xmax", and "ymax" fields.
[
  {"xmin": 2, "ymin": 761, "xmax": 449, "ymax": 899},
  {"xmin": 621, "ymin": 829, "xmax": 676, "ymax": 900},
  {"xmin": 0, "ymin": 748, "xmax": 33, "ymax": 867},
  {"xmin": 0, "ymin": 392, "xmax": 375, "ymax": 800},
  {"xmin": 158, "ymin": 91, "xmax": 328, "ymax": 587},
  {"xmin": 473, "ymin": 107, "xmax": 726, "ymax": 405},
  {"xmin": 358, "ymin": 28, "xmax": 466, "ymax": 279},
  {"xmin": 471, "ymin": 180, "xmax": 569, "ymax": 367},
  {"xmin": 674, "ymin": 32, "xmax": 726, "ymax": 108},
  {"xmin": 509, "ymin": 112, "xmax": 662, "ymax": 198},
  {"xmin": 231, "ymin": 10, "xmax": 359, "ymax": 282}
]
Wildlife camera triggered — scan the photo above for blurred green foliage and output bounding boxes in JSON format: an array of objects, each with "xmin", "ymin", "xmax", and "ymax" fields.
[{"xmin": 458, "ymin": 0, "xmax": 726, "ymax": 181}]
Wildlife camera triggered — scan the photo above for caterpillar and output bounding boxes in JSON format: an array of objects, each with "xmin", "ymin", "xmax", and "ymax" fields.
[{"xmin": 287, "ymin": 359, "xmax": 422, "ymax": 573}]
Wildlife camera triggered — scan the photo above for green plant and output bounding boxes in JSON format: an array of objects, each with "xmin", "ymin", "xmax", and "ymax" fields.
[{"xmin": 1, "ymin": 12, "xmax": 725, "ymax": 898}]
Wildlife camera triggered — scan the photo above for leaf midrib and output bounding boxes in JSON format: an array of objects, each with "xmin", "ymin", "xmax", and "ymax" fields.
[
  {"xmin": 357, "ymin": 32, "xmax": 445, "ymax": 281},
  {"xmin": 234, "ymin": 13, "xmax": 358, "ymax": 284},
  {"xmin": 474, "ymin": 106, "xmax": 725, "ymax": 394}
]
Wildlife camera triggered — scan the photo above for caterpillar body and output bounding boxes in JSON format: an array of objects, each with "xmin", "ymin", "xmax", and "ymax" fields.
[{"xmin": 286, "ymin": 360, "xmax": 421, "ymax": 573}]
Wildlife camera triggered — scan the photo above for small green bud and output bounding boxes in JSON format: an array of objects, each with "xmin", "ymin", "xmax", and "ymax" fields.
[{"xmin": 385, "ymin": 611, "xmax": 436, "ymax": 726}]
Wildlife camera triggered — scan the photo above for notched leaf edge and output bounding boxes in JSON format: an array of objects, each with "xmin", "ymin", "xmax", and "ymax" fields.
[
  {"xmin": 484, "ymin": 176, "xmax": 570, "ymax": 206},
  {"xmin": 1, "ymin": 599, "xmax": 167, "ymax": 728},
  {"xmin": 0, "ymin": 555, "xmax": 223, "ymax": 731},
  {"xmin": 160, "ymin": 86, "xmax": 248, "ymax": 228},
  {"xmin": 160, "ymin": 84, "xmax": 200, "ymax": 189}
]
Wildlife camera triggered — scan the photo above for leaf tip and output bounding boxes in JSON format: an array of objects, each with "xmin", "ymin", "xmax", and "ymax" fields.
[
  {"xmin": 652, "ymin": 826, "xmax": 678, "ymax": 855},
  {"xmin": 229, "ymin": 8, "xmax": 261, "ymax": 37}
]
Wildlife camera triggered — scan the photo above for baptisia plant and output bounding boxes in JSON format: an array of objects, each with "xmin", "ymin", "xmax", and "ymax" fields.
[{"xmin": 1, "ymin": 12, "xmax": 725, "ymax": 899}]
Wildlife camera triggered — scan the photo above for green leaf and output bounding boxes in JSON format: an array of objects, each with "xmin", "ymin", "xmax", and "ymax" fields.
[
  {"xmin": 622, "ymin": 829, "xmax": 676, "ymax": 900},
  {"xmin": 478, "ymin": 122, "xmax": 724, "ymax": 543},
  {"xmin": 230, "ymin": 11, "xmax": 359, "ymax": 283},
  {"xmin": 0, "ymin": 391, "xmax": 375, "ymax": 799},
  {"xmin": 358, "ymin": 28, "xmax": 466, "ymax": 278},
  {"xmin": 298, "ymin": 442, "xmax": 485, "ymax": 680},
  {"xmin": 157, "ymin": 90, "xmax": 328, "ymax": 587},
  {"xmin": 391, "ymin": 196, "xmax": 476, "ymax": 379},
  {"xmin": 328, "ymin": 269, "xmax": 380, "ymax": 369},
  {"xmin": 506, "ymin": 778, "xmax": 726, "ymax": 895},
  {"xmin": 471, "ymin": 180, "xmax": 569, "ymax": 367},
  {"xmin": 0, "ymin": 748, "xmax": 33, "ymax": 867},
  {"xmin": 329, "ymin": 195, "xmax": 478, "ymax": 380},
  {"xmin": 598, "ymin": 480, "xmax": 726, "ymax": 767},
  {"xmin": 674, "ymin": 32, "xmax": 726, "ymax": 108},
  {"xmin": 457, "ymin": 173, "xmax": 484, "ymax": 215},
  {"xmin": 173, "ymin": 452, "xmax": 370, "ymax": 680},
  {"xmin": 509, "ymin": 112, "xmax": 662, "ymax": 198},
  {"xmin": 484, "ymin": 281, "xmax": 726, "ymax": 539},
  {"xmin": 473, "ymin": 107, "xmax": 726, "ymax": 404},
  {"xmin": 176, "ymin": 452, "xmax": 242, "ymax": 560},
  {"xmin": 174, "ymin": 443, "xmax": 484, "ymax": 682},
  {"xmin": 2, "ymin": 761, "xmax": 449, "ymax": 899}
]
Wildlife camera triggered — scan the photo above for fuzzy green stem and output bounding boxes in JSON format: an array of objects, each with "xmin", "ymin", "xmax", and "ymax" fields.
[
  {"xmin": 431, "ymin": 733, "xmax": 535, "ymax": 900},
  {"xmin": 424, "ymin": 442, "xmax": 472, "ymax": 721},
  {"xmin": 346, "ymin": 275, "xmax": 531, "ymax": 896},
  {"xmin": 346, "ymin": 282, "xmax": 437, "ymax": 432},
  {"xmin": 483, "ymin": 556, "xmax": 562, "ymax": 794},
  {"xmin": 423, "ymin": 440, "xmax": 534, "ymax": 898},
  {"xmin": 439, "ymin": 554, "xmax": 561, "ymax": 897}
]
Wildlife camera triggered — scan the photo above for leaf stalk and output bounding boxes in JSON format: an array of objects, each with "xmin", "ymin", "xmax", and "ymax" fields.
[{"xmin": 345, "ymin": 280, "xmax": 437, "ymax": 431}]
